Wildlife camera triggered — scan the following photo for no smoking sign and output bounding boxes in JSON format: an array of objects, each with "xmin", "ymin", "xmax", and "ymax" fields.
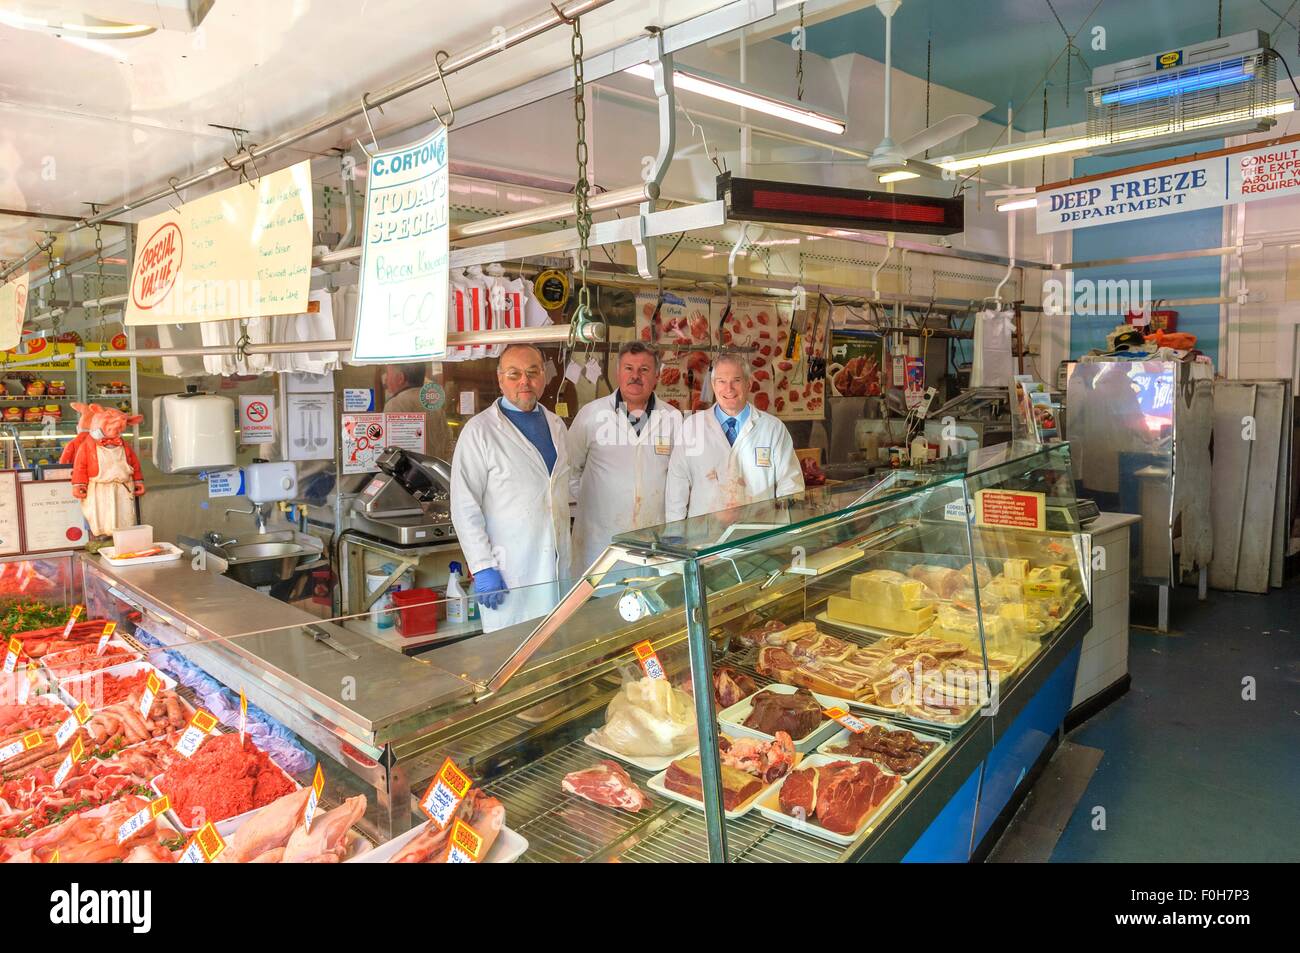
[{"xmin": 239, "ymin": 394, "xmax": 275, "ymax": 444}]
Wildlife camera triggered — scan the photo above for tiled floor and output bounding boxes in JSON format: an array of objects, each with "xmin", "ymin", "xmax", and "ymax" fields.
[{"xmin": 1048, "ymin": 581, "xmax": 1300, "ymax": 862}]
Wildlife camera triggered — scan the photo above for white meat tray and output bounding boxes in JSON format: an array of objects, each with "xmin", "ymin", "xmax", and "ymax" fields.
[
  {"xmin": 349, "ymin": 821, "xmax": 528, "ymax": 863},
  {"xmin": 55, "ymin": 659, "xmax": 178, "ymax": 709},
  {"xmin": 583, "ymin": 731, "xmax": 697, "ymax": 773},
  {"xmin": 97, "ymin": 542, "xmax": 186, "ymax": 567},
  {"xmin": 814, "ymin": 718, "xmax": 945, "ymax": 780},
  {"xmin": 718, "ymin": 683, "xmax": 850, "ymax": 753},
  {"xmin": 39, "ymin": 640, "xmax": 143, "ymax": 681},
  {"xmin": 753, "ymin": 752, "xmax": 909, "ymax": 846},
  {"xmin": 151, "ymin": 743, "xmax": 298, "ymax": 838}
]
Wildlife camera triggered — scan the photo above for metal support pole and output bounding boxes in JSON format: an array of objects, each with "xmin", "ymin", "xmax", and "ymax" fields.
[
  {"xmin": 633, "ymin": 33, "xmax": 675, "ymax": 280},
  {"xmin": 682, "ymin": 558, "xmax": 728, "ymax": 862}
]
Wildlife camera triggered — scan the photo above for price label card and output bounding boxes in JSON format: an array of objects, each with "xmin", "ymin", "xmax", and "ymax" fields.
[
  {"xmin": 95, "ymin": 621, "xmax": 116, "ymax": 656},
  {"xmin": 302, "ymin": 763, "xmax": 324, "ymax": 834},
  {"xmin": 0, "ymin": 731, "xmax": 42, "ymax": 762},
  {"xmin": 239, "ymin": 686, "xmax": 247, "ymax": 743},
  {"xmin": 823, "ymin": 706, "xmax": 868, "ymax": 733},
  {"xmin": 174, "ymin": 709, "xmax": 218, "ymax": 758},
  {"xmin": 61, "ymin": 605, "xmax": 84, "ymax": 638},
  {"xmin": 16, "ymin": 664, "xmax": 38, "ymax": 705},
  {"xmin": 3, "ymin": 637, "xmax": 20, "ymax": 674},
  {"xmin": 178, "ymin": 822, "xmax": 225, "ymax": 863},
  {"xmin": 117, "ymin": 795, "xmax": 169, "ymax": 845},
  {"xmin": 138, "ymin": 670, "xmax": 161, "ymax": 720},
  {"xmin": 445, "ymin": 818, "xmax": 483, "ymax": 863},
  {"xmin": 54, "ymin": 702, "xmax": 90, "ymax": 747},
  {"xmin": 52, "ymin": 736, "xmax": 84, "ymax": 788},
  {"xmin": 633, "ymin": 640, "xmax": 665, "ymax": 680},
  {"xmin": 419, "ymin": 757, "xmax": 471, "ymax": 829}
]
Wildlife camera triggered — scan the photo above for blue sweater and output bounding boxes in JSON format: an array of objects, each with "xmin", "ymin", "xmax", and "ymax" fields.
[{"xmin": 499, "ymin": 397, "xmax": 557, "ymax": 473}]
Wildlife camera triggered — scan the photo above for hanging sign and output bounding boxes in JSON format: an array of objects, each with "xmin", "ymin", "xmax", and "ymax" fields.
[
  {"xmin": 0, "ymin": 274, "xmax": 29, "ymax": 351},
  {"xmin": 238, "ymin": 395, "xmax": 275, "ymax": 444},
  {"xmin": 124, "ymin": 160, "xmax": 313, "ymax": 325},
  {"xmin": 352, "ymin": 128, "xmax": 450, "ymax": 363},
  {"xmin": 1036, "ymin": 137, "xmax": 1300, "ymax": 234}
]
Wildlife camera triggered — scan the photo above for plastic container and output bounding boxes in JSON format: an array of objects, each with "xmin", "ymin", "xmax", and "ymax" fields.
[
  {"xmin": 445, "ymin": 562, "xmax": 468, "ymax": 625},
  {"xmin": 365, "ymin": 562, "xmax": 413, "ymax": 629},
  {"xmin": 112, "ymin": 524, "xmax": 154, "ymax": 553},
  {"xmin": 390, "ymin": 587, "xmax": 439, "ymax": 638}
]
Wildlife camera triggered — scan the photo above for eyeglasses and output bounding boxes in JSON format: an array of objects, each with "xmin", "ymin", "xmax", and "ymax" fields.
[{"xmin": 500, "ymin": 368, "xmax": 545, "ymax": 382}]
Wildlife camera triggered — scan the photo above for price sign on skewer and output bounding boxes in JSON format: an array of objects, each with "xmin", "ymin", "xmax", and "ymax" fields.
[
  {"xmin": 0, "ymin": 731, "xmax": 43, "ymax": 763},
  {"xmin": 633, "ymin": 640, "xmax": 665, "ymax": 680},
  {"xmin": 52, "ymin": 736, "xmax": 84, "ymax": 789},
  {"xmin": 16, "ymin": 663, "xmax": 38, "ymax": 705},
  {"xmin": 302, "ymin": 763, "xmax": 324, "ymax": 834},
  {"xmin": 178, "ymin": 822, "xmax": 225, "ymax": 863},
  {"xmin": 117, "ymin": 795, "xmax": 169, "ymax": 845},
  {"xmin": 419, "ymin": 757, "xmax": 471, "ymax": 829},
  {"xmin": 174, "ymin": 709, "xmax": 217, "ymax": 758},
  {"xmin": 823, "ymin": 706, "xmax": 869, "ymax": 734},
  {"xmin": 95, "ymin": 621, "xmax": 116, "ymax": 656},
  {"xmin": 54, "ymin": 701, "xmax": 91, "ymax": 747},
  {"xmin": 445, "ymin": 818, "xmax": 483, "ymax": 863},
  {"xmin": 3, "ymin": 637, "xmax": 21, "ymax": 674},
  {"xmin": 60, "ymin": 605, "xmax": 83, "ymax": 639},
  {"xmin": 138, "ymin": 671, "xmax": 161, "ymax": 720},
  {"xmin": 239, "ymin": 686, "xmax": 246, "ymax": 744}
]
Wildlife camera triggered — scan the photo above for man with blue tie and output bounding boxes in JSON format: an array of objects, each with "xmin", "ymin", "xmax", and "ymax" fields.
[{"xmin": 665, "ymin": 352, "xmax": 804, "ymax": 521}]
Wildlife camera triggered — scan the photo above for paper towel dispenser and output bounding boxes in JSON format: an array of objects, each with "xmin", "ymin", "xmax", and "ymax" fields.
[{"xmin": 152, "ymin": 391, "xmax": 237, "ymax": 473}]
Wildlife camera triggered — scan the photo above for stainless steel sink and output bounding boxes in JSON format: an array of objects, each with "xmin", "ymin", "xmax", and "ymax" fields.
[{"xmin": 182, "ymin": 530, "xmax": 325, "ymax": 588}]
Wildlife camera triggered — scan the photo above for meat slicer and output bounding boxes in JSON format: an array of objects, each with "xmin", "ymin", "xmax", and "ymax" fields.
[{"xmin": 348, "ymin": 447, "xmax": 458, "ymax": 545}]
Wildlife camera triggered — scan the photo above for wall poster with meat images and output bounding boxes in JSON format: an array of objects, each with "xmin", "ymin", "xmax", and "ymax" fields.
[
  {"xmin": 709, "ymin": 296, "xmax": 787, "ymax": 414},
  {"xmin": 634, "ymin": 292, "xmax": 713, "ymax": 414},
  {"xmin": 828, "ymin": 327, "xmax": 886, "ymax": 399},
  {"xmin": 769, "ymin": 305, "xmax": 827, "ymax": 422}
]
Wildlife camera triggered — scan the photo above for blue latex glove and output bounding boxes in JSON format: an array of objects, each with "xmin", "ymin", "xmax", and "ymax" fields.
[{"xmin": 473, "ymin": 567, "xmax": 508, "ymax": 610}]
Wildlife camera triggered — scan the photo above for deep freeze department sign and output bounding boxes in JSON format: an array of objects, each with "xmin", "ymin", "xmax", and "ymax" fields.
[{"xmin": 1037, "ymin": 139, "xmax": 1300, "ymax": 234}]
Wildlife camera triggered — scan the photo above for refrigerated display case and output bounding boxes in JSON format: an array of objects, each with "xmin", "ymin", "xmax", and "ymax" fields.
[{"xmin": 15, "ymin": 441, "xmax": 1091, "ymax": 862}]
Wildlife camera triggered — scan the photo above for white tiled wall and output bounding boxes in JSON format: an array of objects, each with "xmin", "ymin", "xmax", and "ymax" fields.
[{"xmin": 1072, "ymin": 521, "xmax": 1133, "ymax": 707}]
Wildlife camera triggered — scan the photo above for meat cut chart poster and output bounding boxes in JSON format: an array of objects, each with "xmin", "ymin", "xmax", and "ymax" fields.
[{"xmin": 634, "ymin": 292, "xmax": 713, "ymax": 414}]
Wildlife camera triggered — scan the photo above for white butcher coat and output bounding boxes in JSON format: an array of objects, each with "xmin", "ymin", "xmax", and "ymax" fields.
[
  {"xmin": 568, "ymin": 393, "xmax": 684, "ymax": 577},
  {"xmin": 450, "ymin": 400, "xmax": 572, "ymax": 633},
  {"xmin": 665, "ymin": 405, "xmax": 805, "ymax": 521}
]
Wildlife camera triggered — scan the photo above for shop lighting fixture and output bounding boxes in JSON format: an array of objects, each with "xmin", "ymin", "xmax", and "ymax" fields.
[
  {"xmin": 1098, "ymin": 62, "xmax": 1253, "ymax": 106},
  {"xmin": 876, "ymin": 170, "xmax": 920, "ymax": 183},
  {"xmin": 626, "ymin": 63, "xmax": 846, "ymax": 135},
  {"xmin": 941, "ymin": 99, "xmax": 1295, "ymax": 173},
  {"xmin": 996, "ymin": 198, "xmax": 1039, "ymax": 212},
  {"xmin": 0, "ymin": 10, "xmax": 155, "ymax": 38}
]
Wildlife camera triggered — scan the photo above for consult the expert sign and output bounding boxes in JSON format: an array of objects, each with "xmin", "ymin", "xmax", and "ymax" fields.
[{"xmin": 351, "ymin": 127, "xmax": 450, "ymax": 362}]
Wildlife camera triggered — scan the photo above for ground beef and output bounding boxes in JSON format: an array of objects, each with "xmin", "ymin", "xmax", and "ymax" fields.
[{"xmin": 158, "ymin": 733, "xmax": 295, "ymax": 826}]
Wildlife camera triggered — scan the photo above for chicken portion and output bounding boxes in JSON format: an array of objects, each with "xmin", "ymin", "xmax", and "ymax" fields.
[
  {"xmin": 282, "ymin": 795, "xmax": 367, "ymax": 863},
  {"xmin": 216, "ymin": 787, "xmax": 312, "ymax": 864}
]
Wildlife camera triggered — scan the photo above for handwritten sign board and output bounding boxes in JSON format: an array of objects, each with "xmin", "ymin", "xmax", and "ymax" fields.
[
  {"xmin": 351, "ymin": 129, "xmax": 450, "ymax": 362},
  {"xmin": 124, "ymin": 161, "xmax": 313, "ymax": 325},
  {"xmin": 18, "ymin": 480, "xmax": 88, "ymax": 553},
  {"xmin": 0, "ymin": 274, "xmax": 29, "ymax": 351}
]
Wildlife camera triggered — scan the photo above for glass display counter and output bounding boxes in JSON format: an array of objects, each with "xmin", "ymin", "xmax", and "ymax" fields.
[{"xmin": 3, "ymin": 441, "xmax": 1092, "ymax": 862}]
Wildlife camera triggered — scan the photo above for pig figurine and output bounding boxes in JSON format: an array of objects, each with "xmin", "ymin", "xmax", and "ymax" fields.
[
  {"xmin": 60, "ymin": 402, "xmax": 105, "ymax": 467},
  {"xmin": 69, "ymin": 404, "xmax": 146, "ymax": 540}
]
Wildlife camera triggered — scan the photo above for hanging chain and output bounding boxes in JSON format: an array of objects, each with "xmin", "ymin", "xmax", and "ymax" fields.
[
  {"xmin": 796, "ymin": 3, "xmax": 805, "ymax": 101},
  {"xmin": 44, "ymin": 237, "xmax": 61, "ymax": 339},
  {"xmin": 93, "ymin": 214, "xmax": 107, "ymax": 342},
  {"xmin": 1041, "ymin": 87, "xmax": 1049, "ymax": 185},
  {"xmin": 924, "ymin": 36, "xmax": 932, "ymax": 158},
  {"xmin": 570, "ymin": 13, "xmax": 592, "ymax": 339}
]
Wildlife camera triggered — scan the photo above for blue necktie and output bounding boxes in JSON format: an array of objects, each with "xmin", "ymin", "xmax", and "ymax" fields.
[{"xmin": 724, "ymin": 417, "xmax": 738, "ymax": 446}]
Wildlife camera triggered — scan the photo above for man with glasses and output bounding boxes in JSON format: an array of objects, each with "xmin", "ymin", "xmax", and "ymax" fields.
[
  {"xmin": 568, "ymin": 341, "xmax": 683, "ymax": 576},
  {"xmin": 666, "ymin": 352, "xmax": 803, "ymax": 520},
  {"xmin": 450, "ymin": 344, "xmax": 572, "ymax": 633}
]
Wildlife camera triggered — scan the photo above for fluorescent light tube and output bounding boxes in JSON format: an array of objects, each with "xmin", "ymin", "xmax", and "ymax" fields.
[
  {"xmin": 627, "ymin": 63, "xmax": 846, "ymax": 135},
  {"xmin": 996, "ymin": 198, "xmax": 1038, "ymax": 212},
  {"xmin": 877, "ymin": 170, "xmax": 920, "ymax": 183},
  {"xmin": 1099, "ymin": 62, "xmax": 1252, "ymax": 106}
]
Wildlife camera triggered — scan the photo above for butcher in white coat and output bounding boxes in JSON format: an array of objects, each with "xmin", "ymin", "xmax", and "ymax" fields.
[
  {"xmin": 665, "ymin": 352, "xmax": 804, "ymax": 521},
  {"xmin": 450, "ymin": 344, "xmax": 571, "ymax": 633},
  {"xmin": 569, "ymin": 342, "xmax": 684, "ymax": 576}
]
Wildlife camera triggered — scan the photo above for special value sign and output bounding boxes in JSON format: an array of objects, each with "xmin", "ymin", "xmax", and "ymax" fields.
[
  {"xmin": 351, "ymin": 128, "xmax": 450, "ymax": 363},
  {"xmin": 124, "ymin": 161, "xmax": 313, "ymax": 325},
  {"xmin": 1036, "ymin": 139, "xmax": 1300, "ymax": 234}
]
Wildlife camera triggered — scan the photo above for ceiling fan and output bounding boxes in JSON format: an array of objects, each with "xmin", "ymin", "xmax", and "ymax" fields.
[{"xmin": 866, "ymin": 0, "xmax": 977, "ymax": 179}]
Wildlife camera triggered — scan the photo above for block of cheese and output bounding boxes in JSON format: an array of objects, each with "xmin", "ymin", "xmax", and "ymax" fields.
[
  {"xmin": 828, "ymin": 594, "xmax": 935, "ymax": 634},
  {"xmin": 1025, "ymin": 578, "xmax": 1069, "ymax": 598},
  {"xmin": 1003, "ymin": 558, "xmax": 1029, "ymax": 582},
  {"xmin": 985, "ymin": 575, "xmax": 1024, "ymax": 602},
  {"xmin": 850, "ymin": 571, "xmax": 935, "ymax": 610},
  {"xmin": 998, "ymin": 602, "xmax": 1028, "ymax": 622}
]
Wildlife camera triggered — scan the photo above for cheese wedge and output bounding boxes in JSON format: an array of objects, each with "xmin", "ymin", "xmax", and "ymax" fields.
[
  {"xmin": 828, "ymin": 594, "xmax": 935, "ymax": 634},
  {"xmin": 850, "ymin": 571, "xmax": 934, "ymax": 609},
  {"xmin": 1003, "ymin": 558, "xmax": 1029, "ymax": 582}
]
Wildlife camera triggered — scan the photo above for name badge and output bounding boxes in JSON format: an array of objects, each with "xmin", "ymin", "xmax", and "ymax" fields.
[
  {"xmin": 755, "ymin": 446, "xmax": 772, "ymax": 468},
  {"xmin": 654, "ymin": 437, "xmax": 672, "ymax": 456}
]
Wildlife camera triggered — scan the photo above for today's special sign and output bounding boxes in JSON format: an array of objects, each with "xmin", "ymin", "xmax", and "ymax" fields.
[
  {"xmin": 1037, "ymin": 139, "xmax": 1300, "ymax": 234},
  {"xmin": 124, "ymin": 161, "xmax": 313, "ymax": 325},
  {"xmin": 350, "ymin": 127, "xmax": 450, "ymax": 363}
]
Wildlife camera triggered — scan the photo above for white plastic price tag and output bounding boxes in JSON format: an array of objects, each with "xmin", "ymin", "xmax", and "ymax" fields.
[
  {"xmin": 95, "ymin": 621, "xmax": 116, "ymax": 656},
  {"xmin": 174, "ymin": 710, "xmax": 218, "ymax": 758},
  {"xmin": 138, "ymin": 671, "xmax": 161, "ymax": 720},
  {"xmin": 633, "ymin": 640, "xmax": 665, "ymax": 680},
  {"xmin": 445, "ymin": 818, "xmax": 482, "ymax": 863},
  {"xmin": 61, "ymin": 605, "xmax": 84, "ymax": 638},
  {"xmin": 117, "ymin": 795, "xmax": 169, "ymax": 845},
  {"xmin": 16, "ymin": 665, "xmax": 37, "ymax": 705},
  {"xmin": 823, "ymin": 706, "xmax": 869, "ymax": 733},
  {"xmin": 52, "ymin": 736, "xmax": 84, "ymax": 789},
  {"xmin": 302, "ymin": 763, "xmax": 324, "ymax": 834},
  {"xmin": 3, "ymin": 637, "xmax": 20, "ymax": 674},
  {"xmin": 419, "ymin": 757, "xmax": 471, "ymax": 829},
  {"xmin": 177, "ymin": 822, "xmax": 224, "ymax": 863},
  {"xmin": 0, "ymin": 731, "xmax": 42, "ymax": 762}
]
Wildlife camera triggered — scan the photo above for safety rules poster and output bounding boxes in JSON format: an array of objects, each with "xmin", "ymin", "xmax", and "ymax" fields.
[{"xmin": 351, "ymin": 127, "xmax": 450, "ymax": 362}]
